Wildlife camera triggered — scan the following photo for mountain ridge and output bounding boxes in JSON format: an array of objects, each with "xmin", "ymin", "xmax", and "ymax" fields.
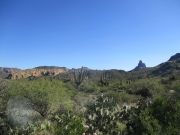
[{"xmin": 0, "ymin": 53, "xmax": 180, "ymax": 79}]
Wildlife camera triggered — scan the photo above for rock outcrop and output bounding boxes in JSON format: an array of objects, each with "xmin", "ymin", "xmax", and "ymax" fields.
[
  {"xmin": 133, "ymin": 60, "xmax": 146, "ymax": 71},
  {"xmin": 3, "ymin": 67, "xmax": 68, "ymax": 80},
  {"xmin": 0, "ymin": 68, "xmax": 20, "ymax": 79},
  {"xmin": 6, "ymin": 96, "xmax": 43, "ymax": 128}
]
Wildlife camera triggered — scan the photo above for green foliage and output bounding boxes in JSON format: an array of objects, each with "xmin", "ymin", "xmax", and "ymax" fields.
[
  {"xmin": 2, "ymin": 66, "xmax": 180, "ymax": 135},
  {"xmin": 139, "ymin": 109, "xmax": 161, "ymax": 135},
  {"xmin": 79, "ymin": 81, "xmax": 100, "ymax": 93},
  {"xmin": 85, "ymin": 94, "xmax": 126, "ymax": 135},
  {"xmin": 0, "ymin": 117, "xmax": 10, "ymax": 135},
  {"xmin": 8, "ymin": 78, "xmax": 75, "ymax": 113},
  {"xmin": 5, "ymin": 112, "xmax": 85, "ymax": 135},
  {"xmin": 0, "ymin": 79, "xmax": 10, "ymax": 135},
  {"xmin": 126, "ymin": 78, "xmax": 165, "ymax": 96},
  {"xmin": 108, "ymin": 81, "xmax": 128, "ymax": 91},
  {"xmin": 52, "ymin": 111, "xmax": 85, "ymax": 135},
  {"xmin": 0, "ymin": 79, "xmax": 9, "ymax": 112},
  {"xmin": 170, "ymin": 80, "xmax": 180, "ymax": 91},
  {"xmin": 55, "ymin": 72, "xmax": 71, "ymax": 82},
  {"xmin": 125, "ymin": 96, "xmax": 180, "ymax": 135},
  {"xmin": 7, "ymin": 120, "xmax": 54, "ymax": 135},
  {"xmin": 106, "ymin": 91, "xmax": 138, "ymax": 104},
  {"xmin": 149, "ymin": 97, "xmax": 180, "ymax": 134}
]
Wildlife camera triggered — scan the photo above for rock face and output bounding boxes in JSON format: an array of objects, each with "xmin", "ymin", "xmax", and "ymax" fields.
[
  {"xmin": 169, "ymin": 53, "xmax": 180, "ymax": 61},
  {"xmin": 133, "ymin": 60, "xmax": 146, "ymax": 71},
  {"xmin": 0, "ymin": 68, "xmax": 20, "ymax": 79},
  {"xmin": 3, "ymin": 66, "xmax": 67, "ymax": 80},
  {"xmin": 6, "ymin": 96, "xmax": 43, "ymax": 128}
]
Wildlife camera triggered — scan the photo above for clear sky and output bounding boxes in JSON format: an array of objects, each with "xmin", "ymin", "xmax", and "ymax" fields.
[{"xmin": 0, "ymin": 0, "xmax": 180, "ymax": 70}]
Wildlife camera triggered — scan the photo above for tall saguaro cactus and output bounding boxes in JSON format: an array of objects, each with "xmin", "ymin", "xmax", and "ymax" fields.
[
  {"xmin": 72, "ymin": 67, "xmax": 88, "ymax": 87},
  {"xmin": 100, "ymin": 71, "xmax": 112, "ymax": 86}
]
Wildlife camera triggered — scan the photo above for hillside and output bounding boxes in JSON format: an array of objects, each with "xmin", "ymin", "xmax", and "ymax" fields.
[
  {"xmin": 150, "ymin": 53, "xmax": 180, "ymax": 76},
  {"xmin": 0, "ymin": 66, "xmax": 68, "ymax": 79}
]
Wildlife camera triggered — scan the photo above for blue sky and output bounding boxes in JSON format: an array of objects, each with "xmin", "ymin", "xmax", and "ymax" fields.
[{"xmin": 0, "ymin": 0, "xmax": 180, "ymax": 70}]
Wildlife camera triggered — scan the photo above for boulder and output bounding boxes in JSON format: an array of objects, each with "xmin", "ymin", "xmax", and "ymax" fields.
[{"xmin": 6, "ymin": 96, "xmax": 43, "ymax": 128}]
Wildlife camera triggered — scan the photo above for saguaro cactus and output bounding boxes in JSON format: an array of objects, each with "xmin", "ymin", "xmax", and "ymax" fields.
[
  {"xmin": 72, "ymin": 67, "xmax": 88, "ymax": 87},
  {"xmin": 100, "ymin": 71, "xmax": 112, "ymax": 86}
]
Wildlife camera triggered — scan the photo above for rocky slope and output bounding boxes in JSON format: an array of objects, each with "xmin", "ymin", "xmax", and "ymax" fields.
[
  {"xmin": 0, "ymin": 67, "xmax": 68, "ymax": 79},
  {"xmin": 151, "ymin": 59, "xmax": 180, "ymax": 76}
]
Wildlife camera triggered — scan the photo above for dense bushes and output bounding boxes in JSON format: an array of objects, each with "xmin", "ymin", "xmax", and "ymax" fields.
[
  {"xmin": 7, "ymin": 78, "xmax": 75, "ymax": 113},
  {"xmin": 0, "ymin": 79, "xmax": 9, "ymax": 111},
  {"xmin": 85, "ymin": 94, "xmax": 180, "ymax": 135},
  {"xmin": 126, "ymin": 79, "xmax": 165, "ymax": 96},
  {"xmin": 106, "ymin": 91, "xmax": 138, "ymax": 104},
  {"xmin": 124, "ymin": 96, "xmax": 180, "ymax": 135},
  {"xmin": 108, "ymin": 78, "xmax": 165, "ymax": 98},
  {"xmin": 79, "ymin": 81, "xmax": 100, "ymax": 93},
  {"xmin": 51, "ymin": 111, "xmax": 85, "ymax": 135},
  {"xmin": 1, "ymin": 91, "xmax": 180, "ymax": 135},
  {"xmin": 85, "ymin": 94, "xmax": 127, "ymax": 135},
  {"xmin": 1, "ymin": 111, "xmax": 85, "ymax": 135},
  {"xmin": 1, "ymin": 75, "xmax": 180, "ymax": 135}
]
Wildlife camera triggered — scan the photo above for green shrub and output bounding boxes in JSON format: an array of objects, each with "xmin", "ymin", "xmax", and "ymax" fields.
[
  {"xmin": 8, "ymin": 78, "xmax": 75, "ymax": 113},
  {"xmin": 51, "ymin": 111, "xmax": 85, "ymax": 135},
  {"xmin": 0, "ymin": 79, "xmax": 9, "ymax": 111},
  {"xmin": 79, "ymin": 81, "xmax": 100, "ymax": 93},
  {"xmin": 126, "ymin": 78, "xmax": 165, "ymax": 97},
  {"xmin": 7, "ymin": 111, "xmax": 85, "ymax": 135},
  {"xmin": 85, "ymin": 94, "xmax": 127, "ymax": 135},
  {"xmin": 125, "ymin": 96, "xmax": 180, "ymax": 135},
  {"xmin": 106, "ymin": 91, "xmax": 138, "ymax": 104},
  {"xmin": 170, "ymin": 80, "xmax": 180, "ymax": 91}
]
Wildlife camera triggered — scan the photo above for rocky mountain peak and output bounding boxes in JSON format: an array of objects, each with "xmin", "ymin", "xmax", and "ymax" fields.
[
  {"xmin": 133, "ymin": 60, "xmax": 146, "ymax": 71},
  {"xmin": 168, "ymin": 53, "xmax": 180, "ymax": 61}
]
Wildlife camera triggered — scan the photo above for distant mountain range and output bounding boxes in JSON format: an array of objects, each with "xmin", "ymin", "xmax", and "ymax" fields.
[{"xmin": 0, "ymin": 53, "xmax": 180, "ymax": 80}]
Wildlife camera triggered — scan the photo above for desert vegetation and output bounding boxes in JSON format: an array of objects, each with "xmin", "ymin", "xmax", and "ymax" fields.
[{"xmin": 0, "ymin": 54, "xmax": 180, "ymax": 135}]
